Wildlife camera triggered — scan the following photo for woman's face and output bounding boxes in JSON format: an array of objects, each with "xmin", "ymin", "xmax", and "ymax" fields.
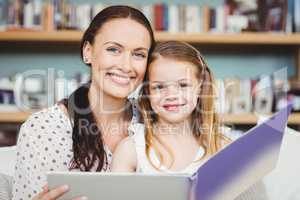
[{"xmin": 83, "ymin": 18, "xmax": 151, "ymax": 99}]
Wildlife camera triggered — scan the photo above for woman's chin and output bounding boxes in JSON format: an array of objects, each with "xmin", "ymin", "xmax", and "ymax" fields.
[{"xmin": 103, "ymin": 86, "xmax": 133, "ymax": 99}]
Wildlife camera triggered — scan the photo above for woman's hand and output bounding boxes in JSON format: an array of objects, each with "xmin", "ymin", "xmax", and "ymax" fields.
[{"xmin": 33, "ymin": 185, "xmax": 87, "ymax": 200}]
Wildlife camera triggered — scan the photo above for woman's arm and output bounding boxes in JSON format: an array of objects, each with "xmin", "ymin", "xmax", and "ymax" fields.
[
  {"xmin": 111, "ymin": 137, "xmax": 137, "ymax": 172},
  {"xmin": 12, "ymin": 120, "xmax": 46, "ymax": 199}
]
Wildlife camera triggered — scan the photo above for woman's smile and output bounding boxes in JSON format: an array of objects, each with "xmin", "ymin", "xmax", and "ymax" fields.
[{"xmin": 106, "ymin": 72, "xmax": 135, "ymax": 86}]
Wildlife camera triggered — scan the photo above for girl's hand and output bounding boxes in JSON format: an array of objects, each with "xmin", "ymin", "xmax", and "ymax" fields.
[{"xmin": 32, "ymin": 185, "xmax": 87, "ymax": 200}]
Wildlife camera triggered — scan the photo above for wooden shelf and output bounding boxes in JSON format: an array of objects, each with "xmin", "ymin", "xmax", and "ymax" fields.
[
  {"xmin": 221, "ymin": 113, "xmax": 300, "ymax": 125},
  {"xmin": 1, "ymin": 31, "xmax": 300, "ymax": 45},
  {"xmin": 0, "ymin": 112, "xmax": 32, "ymax": 123},
  {"xmin": 0, "ymin": 30, "xmax": 82, "ymax": 42},
  {"xmin": 156, "ymin": 32, "xmax": 300, "ymax": 45},
  {"xmin": 0, "ymin": 111, "xmax": 299, "ymax": 124}
]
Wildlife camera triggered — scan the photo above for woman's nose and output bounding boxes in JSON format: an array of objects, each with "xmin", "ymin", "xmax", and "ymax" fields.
[{"xmin": 121, "ymin": 52, "xmax": 133, "ymax": 72}]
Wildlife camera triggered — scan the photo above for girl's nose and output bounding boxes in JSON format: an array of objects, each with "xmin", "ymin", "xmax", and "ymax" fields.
[{"xmin": 164, "ymin": 85, "xmax": 179, "ymax": 100}]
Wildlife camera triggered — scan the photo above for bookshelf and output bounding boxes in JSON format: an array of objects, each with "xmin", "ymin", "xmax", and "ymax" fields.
[
  {"xmin": 221, "ymin": 113, "xmax": 300, "ymax": 125},
  {"xmin": 0, "ymin": 31, "xmax": 299, "ymax": 126},
  {"xmin": 0, "ymin": 112, "xmax": 32, "ymax": 123},
  {"xmin": 1, "ymin": 31, "xmax": 300, "ymax": 45},
  {"xmin": 1, "ymin": 30, "xmax": 300, "ymax": 86}
]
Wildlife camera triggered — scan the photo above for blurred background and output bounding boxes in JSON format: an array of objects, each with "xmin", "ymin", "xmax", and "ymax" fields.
[{"xmin": 0, "ymin": 0, "xmax": 299, "ymax": 146}]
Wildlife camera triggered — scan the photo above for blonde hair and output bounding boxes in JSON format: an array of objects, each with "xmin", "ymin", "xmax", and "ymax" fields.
[{"xmin": 138, "ymin": 41, "xmax": 227, "ymax": 170}]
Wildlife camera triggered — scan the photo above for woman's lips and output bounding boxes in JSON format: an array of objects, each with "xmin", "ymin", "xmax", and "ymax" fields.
[{"xmin": 107, "ymin": 72, "xmax": 134, "ymax": 86}]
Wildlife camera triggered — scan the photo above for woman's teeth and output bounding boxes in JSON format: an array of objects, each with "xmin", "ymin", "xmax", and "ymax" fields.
[{"xmin": 108, "ymin": 73, "xmax": 131, "ymax": 85}]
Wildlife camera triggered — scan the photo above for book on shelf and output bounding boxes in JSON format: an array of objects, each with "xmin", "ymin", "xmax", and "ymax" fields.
[
  {"xmin": 0, "ymin": 0, "xmax": 299, "ymax": 33},
  {"xmin": 216, "ymin": 71, "xmax": 300, "ymax": 118}
]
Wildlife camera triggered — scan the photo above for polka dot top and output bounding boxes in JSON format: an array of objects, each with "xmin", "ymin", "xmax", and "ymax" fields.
[{"xmin": 12, "ymin": 101, "xmax": 139, "ymax": 200}]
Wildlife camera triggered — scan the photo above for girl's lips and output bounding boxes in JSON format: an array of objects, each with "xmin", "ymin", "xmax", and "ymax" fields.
[
  {"xmin": 106, "ymin": 72, "xmax": 135, "ymax": 86},
  {"xmin": 163, "ymin": 104, "xmax": 185, "ymax": 112}
]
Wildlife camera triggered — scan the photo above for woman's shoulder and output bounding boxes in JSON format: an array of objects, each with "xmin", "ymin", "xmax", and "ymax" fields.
[
  {"xmin": 18, "ymin": 103, "xmax": 73, "ymax": 147},
  {"xmin": 24, "ymin": 103, "xmax": 71, "ymax": 129}
]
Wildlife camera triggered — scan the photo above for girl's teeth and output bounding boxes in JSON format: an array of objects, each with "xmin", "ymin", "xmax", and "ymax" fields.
[{"xmin": 165, "ymin": 105, "xmax": 180, "ymax": 111}]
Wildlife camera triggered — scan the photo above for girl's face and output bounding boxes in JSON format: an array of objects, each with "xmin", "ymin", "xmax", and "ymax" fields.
[
  {"xmin": 83, "ymin": 18, "xmax": 151, "ymax": 99},
  {"xmin": 148, "ymin": 57, "xmax": 201, "ymax": 124}
]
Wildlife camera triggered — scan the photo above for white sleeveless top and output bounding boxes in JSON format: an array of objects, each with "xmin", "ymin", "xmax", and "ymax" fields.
[{"xmin": 128, "ymin": 123, "xmax": 206, "ymax": 175}]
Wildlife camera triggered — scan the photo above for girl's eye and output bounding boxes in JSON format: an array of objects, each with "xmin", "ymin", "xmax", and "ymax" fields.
[
  {"xmin": 106, "ymin": 47, "xmax": 121, "ymax": 54},
  {"xmin": 151, "ymin": 84, "xmax": 165, "ymax": 91},
  {"xmin": 179, "ymin": 83, "xmax": 189, "ymax": 88},
  {"xmin": 133, "ymin": 52, "xmax": 146, "ymax": 59}
]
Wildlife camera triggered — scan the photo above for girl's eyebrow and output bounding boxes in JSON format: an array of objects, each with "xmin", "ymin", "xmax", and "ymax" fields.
[
  {"xmin": 104, "ymin": 41, "xmax": 148, "ymax": 51},
  {"xmin": 151, "ymin": 79, "xmax": 189, "ymax": 83}
]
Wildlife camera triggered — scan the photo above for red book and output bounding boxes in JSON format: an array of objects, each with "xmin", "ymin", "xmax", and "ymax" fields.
[{"xmin": 154, "ymin": 4, "xmax": 164, "ymax": 31}]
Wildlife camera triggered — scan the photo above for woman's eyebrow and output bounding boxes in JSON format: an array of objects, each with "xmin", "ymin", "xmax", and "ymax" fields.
[
  {"xmin": 134, "ymin": 47, "xmax": 149, "ymax": 51},
  {"xmin": 104, "ymin": 41, "xmax": 148, "ymax": 51},
  {"xmin": 103, "ymin": 41, "xmax": 123, "ymax": 48}
]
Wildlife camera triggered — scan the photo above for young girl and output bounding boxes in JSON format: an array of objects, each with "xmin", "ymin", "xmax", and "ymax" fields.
[{"xmin": 112, "ymin": 41, "xmax": 228, "ymax": 174}]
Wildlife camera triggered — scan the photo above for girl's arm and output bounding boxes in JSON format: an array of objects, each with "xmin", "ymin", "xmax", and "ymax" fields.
[{"xmin": 111, "ymin": 137, "xmax": 137, "ymax": 172}]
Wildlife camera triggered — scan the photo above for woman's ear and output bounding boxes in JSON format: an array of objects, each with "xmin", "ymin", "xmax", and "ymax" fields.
[{"xmin": 82, "ymin": 41, "xmax": 92, "ymax": 64}]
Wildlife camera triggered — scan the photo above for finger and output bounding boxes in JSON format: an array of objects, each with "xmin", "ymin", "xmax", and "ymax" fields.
[
  {"xmin": 42, "ymin": 185, "xmax": 49, "ymax": 192},
  {"xmin": 32, "ymin": 185, "xmax": 49, "ymax": 200},
  {"xmin": 41, "ymin": 185, "xmax": 69, "ymax": 200},
  {"xmin": 71, "ymin": 196, "xmax": 88, "ymax": 200}
]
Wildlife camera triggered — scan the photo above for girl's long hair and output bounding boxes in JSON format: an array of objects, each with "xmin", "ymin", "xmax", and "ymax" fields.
[{"xmin": 138, "ymin": 41, "xmax": 227, "ymax": 170}]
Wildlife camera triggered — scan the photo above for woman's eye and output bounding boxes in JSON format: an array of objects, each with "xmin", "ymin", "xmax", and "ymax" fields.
[
  {"xmin": 107, "ymin": 47, "xmax": 120, "ymax": 54},
  {"xmin": 133, "ymin": 52, "xmax": 146, "ymax": 59}
]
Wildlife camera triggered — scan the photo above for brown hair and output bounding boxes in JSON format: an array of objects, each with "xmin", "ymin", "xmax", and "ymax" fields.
[
  {"xmin": 80, "ymin": 5, "xmax": 155, "ymax": 65},
  {"xmin": 69, "ymin": 5, "xmax": 155, "ymax": 171},
  {"xmin": 138, "ymin": 41, "xmax": 227, "ymax": 169}
]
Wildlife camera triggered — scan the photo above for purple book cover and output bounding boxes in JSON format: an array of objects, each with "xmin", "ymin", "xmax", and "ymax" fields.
[{"xmin": 194, "ymin": 103, "xmax": 293, "ymax": 200}]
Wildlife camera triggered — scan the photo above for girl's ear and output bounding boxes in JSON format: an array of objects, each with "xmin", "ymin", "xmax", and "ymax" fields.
[{"xmin": 82, "ymin": 41, "xmax": 92, "ymax": 64}]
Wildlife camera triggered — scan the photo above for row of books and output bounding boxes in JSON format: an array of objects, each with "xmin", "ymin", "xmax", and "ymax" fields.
[
  {"xmin": 0, "ymin": 0, "xmax": 299, "ymax": 33},
  {"xmin": 0, "ymin": 72, "xmax": 90, "ymax": 111},
  {"xmin": 0, "ymin": 0, "xmax": 105, "ymax": 31},
  {"xmin": 215, "ymin": 75, "xmax": 300, "ymax": 115}
]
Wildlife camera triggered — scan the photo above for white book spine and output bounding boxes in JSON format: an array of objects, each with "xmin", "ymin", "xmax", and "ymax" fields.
[
  {"xmin": 168, "ymin": 4, "xmax": 179, "ymax": 33},
  {"xmin": 141, "ymin": 5, "xmax": 153, "ymax": 28},
  {"xmin": 295, "ymin": 0, "xmax": 300, "ymax": 32},
  {"xmin": 55, "ymin": 78, "xmax": 67, "ymax": 102},
  {"xmin": 24, "ymin": 1, "xmax": 34, "ymax": 28},
  {"xmin": 185, "ymin": 5, "xmax": 200, "ymax": 33},
  {"xmin": 216, "ymin": 5, "xmax": 224, "ymax": 33},
  {"xmin": 215, "ymin": 79, "xmax": 226, "ymax": 114},
  {"xmin": 76, "ymin": 4, "xmax": 91, "ymax": 31}
]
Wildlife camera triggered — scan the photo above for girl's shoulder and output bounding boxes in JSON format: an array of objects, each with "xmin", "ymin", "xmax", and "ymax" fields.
[{"xmin": 128, "ymin": 122, "xmax": 145, "ymax": 137}]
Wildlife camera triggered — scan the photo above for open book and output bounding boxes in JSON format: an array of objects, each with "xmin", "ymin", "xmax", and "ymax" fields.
[
  {"xmin": 194, "ymin": 103, "xmax": 293, "ymax": 200},
  {"xmin": 48, "ymin": 104, "xmax": 293, "ymax": 200}
]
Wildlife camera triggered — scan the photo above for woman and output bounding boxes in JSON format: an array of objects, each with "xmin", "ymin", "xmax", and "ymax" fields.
[{"xmin": 12, "ymin": 5, "xmax": 155, "ymax": 200}]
